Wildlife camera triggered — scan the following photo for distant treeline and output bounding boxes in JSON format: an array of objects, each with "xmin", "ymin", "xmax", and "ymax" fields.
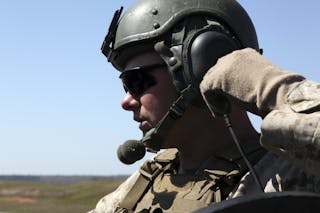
[{"xmin": 0, "ymin": 175, "xmax": 128, "ymax": 184}]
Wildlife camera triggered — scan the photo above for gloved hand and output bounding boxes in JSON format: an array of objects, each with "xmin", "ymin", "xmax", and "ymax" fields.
[{"xmin": 199, "ymin": 48, "xmax": 305, "ymax": 117}]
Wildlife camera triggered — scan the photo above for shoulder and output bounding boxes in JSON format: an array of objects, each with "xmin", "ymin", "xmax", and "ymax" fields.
[
  {"xmin": 89, "ymin": 170, "xmax": 140, "ymax": 213},
  {"xmin": 88, "ymin": 149, "xmax": 179, "ymax": 213}
]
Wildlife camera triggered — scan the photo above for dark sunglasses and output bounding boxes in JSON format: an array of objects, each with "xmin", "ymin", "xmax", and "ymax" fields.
[{"xmin": 119, "ymin": 62, "xmax": 167, "ymax": 98}]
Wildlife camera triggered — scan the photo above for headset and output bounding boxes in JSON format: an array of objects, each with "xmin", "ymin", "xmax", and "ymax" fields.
[{"xmin": 155, "ymin": 17, "xmax": 240, "ymax": 105}]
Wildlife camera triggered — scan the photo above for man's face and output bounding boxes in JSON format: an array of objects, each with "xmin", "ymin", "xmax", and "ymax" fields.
[{"xmin": 121, "ymin": 50, "xmax": 178, "ymax": 134}]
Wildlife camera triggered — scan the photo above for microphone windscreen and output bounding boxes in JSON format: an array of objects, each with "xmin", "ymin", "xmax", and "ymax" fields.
[{"xmin": 117, "ymin": 140, "xmax": 146, "ymax": 164}]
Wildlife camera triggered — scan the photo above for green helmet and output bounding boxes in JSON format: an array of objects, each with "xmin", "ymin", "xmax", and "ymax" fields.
[{"xmin": 102, "ymin": 0, "xmax": 259, "ymax": 71}]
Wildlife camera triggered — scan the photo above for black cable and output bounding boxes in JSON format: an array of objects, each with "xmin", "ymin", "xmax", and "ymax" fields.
[{"xmin": 223, "ymin": 114, "xmax": 264, "ymax": 192}]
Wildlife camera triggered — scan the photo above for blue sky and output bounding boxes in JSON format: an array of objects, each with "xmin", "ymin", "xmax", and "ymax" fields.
[{"xmin": 0, "ymin": 1, "xmax": 319, "ymax": 175}]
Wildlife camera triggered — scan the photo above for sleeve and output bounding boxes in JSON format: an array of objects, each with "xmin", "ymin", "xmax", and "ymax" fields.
[
  {"xmin": 260, "ymin": 80, "xmax": 320, "ymax": 174},
  {"xmin": 199, "ymin": 48, "xmax": 320, "ymax": 174},
  {"xmin": 88, "ymin": 170, "xmax": 140, "ymax": 213}
]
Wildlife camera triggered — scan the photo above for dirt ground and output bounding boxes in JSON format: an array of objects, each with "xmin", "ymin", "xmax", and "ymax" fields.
[{"xmin": 0, "ymin": 196, "xmax": 37, "ymax": 203}]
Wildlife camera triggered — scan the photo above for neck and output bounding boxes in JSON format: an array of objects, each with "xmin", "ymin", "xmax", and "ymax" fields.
[
  {"xmin": 177, "ymin": 116, "xmax": 232, "ymax": 172},
  {"xmin": 166, "ymin": 106, "xmax": 259, "ymax": 173}
]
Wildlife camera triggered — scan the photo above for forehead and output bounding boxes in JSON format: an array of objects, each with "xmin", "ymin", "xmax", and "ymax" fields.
[{"xmin": 124, "ymin": 50, "xmax": 163, "ymax": 69}]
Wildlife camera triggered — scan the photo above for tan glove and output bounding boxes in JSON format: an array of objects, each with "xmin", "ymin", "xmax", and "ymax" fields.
[
  {"xmin": 200, "ymin": 48, "xmax": 320, "ymax": 174},
  {"xmin": 199, "ymin": 48, "xmax": 305, "ymax": 117}
]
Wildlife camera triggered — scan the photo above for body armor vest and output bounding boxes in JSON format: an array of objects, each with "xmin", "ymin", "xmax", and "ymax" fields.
[{"xmin": 116, "ymin": 145, "xmax": 265, "ymax": 213}]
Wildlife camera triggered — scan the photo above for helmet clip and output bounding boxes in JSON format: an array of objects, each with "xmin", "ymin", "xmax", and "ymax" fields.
[{"xmin": 101, "ymin": 7, "xmax": 123, "ymax": 60}]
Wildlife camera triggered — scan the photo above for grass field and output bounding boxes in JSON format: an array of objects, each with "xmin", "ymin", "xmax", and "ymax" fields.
[{"xmin": 0, "ymin": 178, "xmax": 124, "ymax": 213}]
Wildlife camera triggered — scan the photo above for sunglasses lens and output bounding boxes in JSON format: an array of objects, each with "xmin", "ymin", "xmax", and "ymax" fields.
[
  {"xmin": 121, "ymin": 70, "xmax": 156, "ymax": 97},
  {"xmin": 120, "ymin": 63, "xmax": 166, "ymax": 97}
]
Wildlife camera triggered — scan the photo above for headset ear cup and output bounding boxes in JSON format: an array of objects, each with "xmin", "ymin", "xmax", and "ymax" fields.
[{"xmin": 183, "ymin": 29, "xmax": 239, "ymax": 85}]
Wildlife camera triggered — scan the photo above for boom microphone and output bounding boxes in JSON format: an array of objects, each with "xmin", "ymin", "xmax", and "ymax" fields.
[{"xmin": 117, "ymin": 140, "xmax": 146, "ymax": 164}]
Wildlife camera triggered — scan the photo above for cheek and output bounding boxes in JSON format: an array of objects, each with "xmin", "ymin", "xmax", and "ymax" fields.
[
  {"xmin": 139, "ymin": 70, "xmax": 179, "ymax": 126},
  {"xmin": 140, "ymin": 93, "xmax": 167, "ymax": 124},
  {"xmin": 140, "ymin": 88, "xmax": 178, "ymax": 125}
]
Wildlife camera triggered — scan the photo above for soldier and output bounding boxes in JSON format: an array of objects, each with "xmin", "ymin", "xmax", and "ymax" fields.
[{"xmin": 89, "ymin": 0, "xmax": 320, "ymax": 212}]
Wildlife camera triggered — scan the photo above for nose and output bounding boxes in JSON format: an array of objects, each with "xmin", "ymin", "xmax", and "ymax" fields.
[{"xmin": 121, "ymin": 92, "xmax": 140, "ymax": 111}]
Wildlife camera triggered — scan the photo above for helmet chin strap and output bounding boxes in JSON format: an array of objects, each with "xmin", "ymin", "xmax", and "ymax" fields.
[{"xmin": 141, "ymin": 85, "xmax": 198, "ymax": 152}]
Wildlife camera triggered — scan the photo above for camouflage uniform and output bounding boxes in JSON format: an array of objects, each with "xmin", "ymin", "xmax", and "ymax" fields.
[
  {"xmin": 89, "ymin": 144, "xmax": 264, "ymax": 213},
  {"xmin": 89, "ymin": 49, "xmax": 320, "ymax": 213},
  {"xmin": 89, "ymin": 153, "xmax": 320, "ymax": 213}
]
